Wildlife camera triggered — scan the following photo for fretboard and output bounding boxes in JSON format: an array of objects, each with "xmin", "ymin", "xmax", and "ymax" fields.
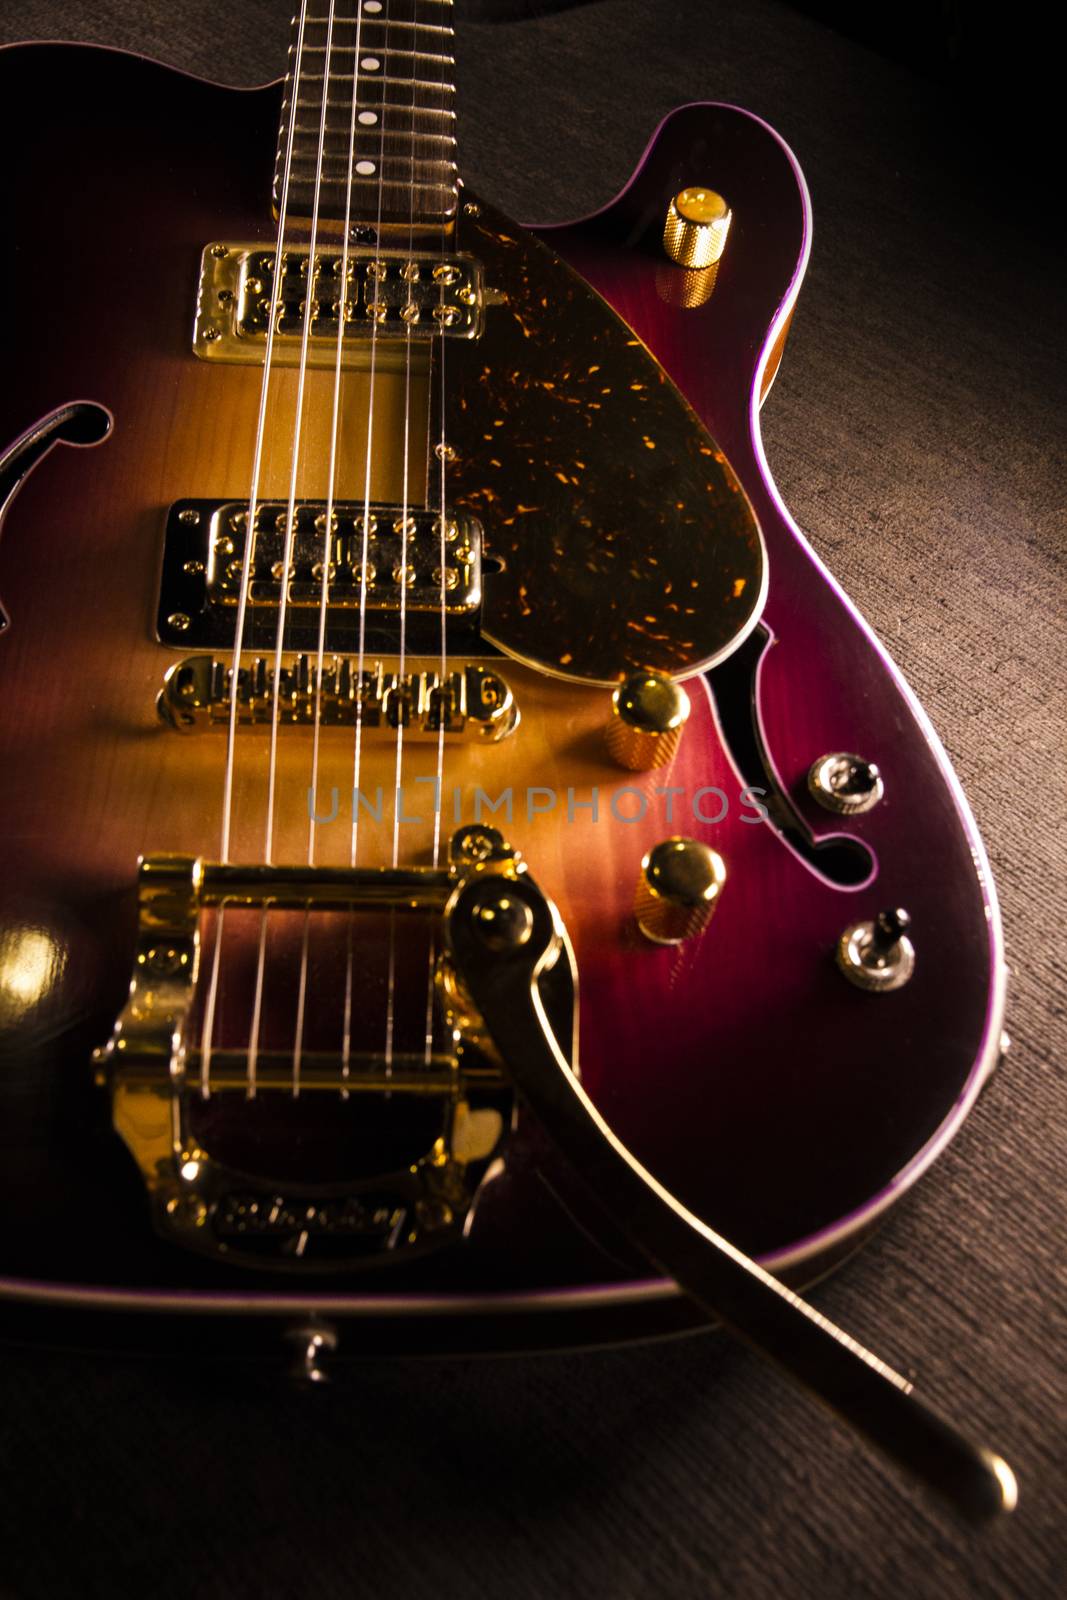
[{"xmin": 274, "ymin": 0, "xmax": 458, "ymax": 230}]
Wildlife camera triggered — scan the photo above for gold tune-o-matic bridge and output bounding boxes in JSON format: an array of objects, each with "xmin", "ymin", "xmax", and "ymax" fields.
[{"xmin": 157, "ymin": 655, "xmax": 518, "ymax": 741}]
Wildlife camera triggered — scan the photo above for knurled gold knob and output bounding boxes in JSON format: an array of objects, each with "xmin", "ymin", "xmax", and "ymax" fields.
[
  {"xmin": 663, "ymin": 187, "xmax": 732, "ymax": 269},
  {"xmin": 606, "ymin": 671, "xmax": 690, "ymax": 771},
  {"xmin": 634, "ymin": 837, "xmax": 727, "ymax": 945}
]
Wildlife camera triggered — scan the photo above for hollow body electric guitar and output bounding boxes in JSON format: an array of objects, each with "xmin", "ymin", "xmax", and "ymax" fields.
[{"xmin": 0, "ymin": 3, "xmax": 1013, "ymax": 1508}]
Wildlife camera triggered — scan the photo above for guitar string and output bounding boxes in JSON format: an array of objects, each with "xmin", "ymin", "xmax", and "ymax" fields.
[
  {"xmin": 327, "ymin": 0, "xmax": 371, "ymax": 1104},
  {"xmin": 198, "ymin": 0, "xmax": 311, "ymax": 1098},
  {"xmin": 262, "ymin": 7, "xmax": 338, "ymax": 872},
  {"xmin": 289, "ymin": 0, "xmax": 351, "ymax": 1094},
  {"xmin": 382, "ymin": 0, "xmax": 422, "ymax": 1083},
  {"xmin": 342, "ymin": 0, "xmax": 396, "ymax": 1090},
  {"xmin": 424, "ymin": 20, "xmax": 453, "ymax": 1066},
  {"xmin": 384, "ymin": 0, "xmax": 454, "ymax": 1077}
]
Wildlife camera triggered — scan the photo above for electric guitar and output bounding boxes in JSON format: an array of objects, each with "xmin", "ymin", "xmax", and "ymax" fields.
[{"xmin": 0, "ymin": 2, "xmax": 1012, "ymax": 1514}]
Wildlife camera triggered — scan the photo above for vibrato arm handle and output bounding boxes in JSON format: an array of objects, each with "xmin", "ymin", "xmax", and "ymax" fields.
[{"xmin": 447, "ymin": 872, "xmax": 1018, "ymax": 1524}]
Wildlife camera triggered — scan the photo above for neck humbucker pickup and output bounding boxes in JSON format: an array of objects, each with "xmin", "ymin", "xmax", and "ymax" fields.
[{"xmin": 194, "ymin": 243, "xmax": 485, "ymax": 364}]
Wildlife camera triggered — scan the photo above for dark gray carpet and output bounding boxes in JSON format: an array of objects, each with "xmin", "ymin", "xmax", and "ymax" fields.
[{"xmin": 1, "ymin": 3, "xmax": 1063, "ymax": 1598}]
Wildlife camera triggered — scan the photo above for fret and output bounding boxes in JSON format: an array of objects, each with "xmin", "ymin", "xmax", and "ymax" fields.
[
  {"xmin": 292, "ymin": 123, "xmax": 456, "ymax": 143},
  {"xmin": 289, "ymin": 152, "xmax": 457, "ymax": 171},
  {"xmin": 301, "ymin": 5, "xmax": 454, "ymax": 28},
  {"xmin": 303, "ymin": 1, "xmax": 454, "ymax": 12},
  {"xmin": 285, "ymin": 177, "xmax": 457, "ymax": 194},
  {"xmin": 286, "ymin": 79, "xmax": 456, "ymax": 99},
  {"xmin": 305, "ymin": 19, "xmax": 454, "ymax": 36},
  {"xmin": 287, "ymin": 103, "xmax": 456, "ymax": 122},
  {"xmin": 279, "ymin": 191, "xmax": 458, "ymax": 225},
  {"xmin": 288, "ymin": 78, "xmax": 455, "ymax": 95},
  {"xmin": 292, "ymin": 47, "xmax": 455, "ymax": 67},
  {"xmin": 304, "ymin": 1, "xmax": 454, "ymax": 10},
  {"xmin": 290, "ymin": 140, "xmax": 458, "ymax": 165},
  {"xmin": 284, "ymin": 86, "xmax": 456, "ymax": 103}
]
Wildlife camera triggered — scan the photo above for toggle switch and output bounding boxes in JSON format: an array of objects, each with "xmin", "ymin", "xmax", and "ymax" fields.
[{"xmin": 837, "ymin": 908, "xmax": 915, "ymax": 991}]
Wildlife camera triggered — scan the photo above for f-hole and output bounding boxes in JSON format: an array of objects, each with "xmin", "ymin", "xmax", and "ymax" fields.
[
  {"xmin": 0, "ymin": 401, "xmax": 112, "ymax": 632},
  {"xmin": 706, "ymin": 625, "xmax": 874, "ymax": 888}
]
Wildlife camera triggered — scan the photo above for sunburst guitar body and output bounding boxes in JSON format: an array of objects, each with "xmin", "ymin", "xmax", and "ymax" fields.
[{"xmin": 0, "ymin": 32, "xmax": 1003, "ymax": 1360}]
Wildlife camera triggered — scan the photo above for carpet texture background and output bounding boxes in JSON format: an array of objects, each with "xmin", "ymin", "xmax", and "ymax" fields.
[{"xmin": 0, "ymin": 3, "xmax": 1063, "ymax": 1597}]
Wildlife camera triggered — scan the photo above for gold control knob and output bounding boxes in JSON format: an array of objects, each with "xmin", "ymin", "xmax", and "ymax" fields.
[
  {"xmin": 635, "ymin": 837, "xmax": 726, "ymax": 945},
  {"xmin": 663, "ymin": 187, "xmax": 732, "ymax": 270},
  {"xmin": 606, "ymin": 671, "xmax": 690, "ymax": 771}
]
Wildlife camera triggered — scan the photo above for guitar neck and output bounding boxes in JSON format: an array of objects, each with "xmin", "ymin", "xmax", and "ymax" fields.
[{"xmin": 275, "ymin": 0, "xmax": 458, "ymax": 231}]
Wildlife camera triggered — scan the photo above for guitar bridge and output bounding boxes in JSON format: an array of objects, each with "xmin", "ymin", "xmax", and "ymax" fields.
[
  {"xmin": 94, "ymin": 829, "xmax": 576, "ymax": 1272},
  {"xmin": 156, "ymin": 655, "xmax": 518, "ymax": 741}
]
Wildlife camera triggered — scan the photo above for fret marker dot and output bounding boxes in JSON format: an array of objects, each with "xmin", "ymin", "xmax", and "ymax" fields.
[
  {"xmin": 362, "ymin": 57, "xmax": 380, "ymax": 71},
  {"xmin": 356, "ymin": 160, "xmax": 376, "ymax": 176},
  {"xmin": 358, "ymin": 110, "xmax": 377, "ymax": 125},
  {"xmin": 364, "ymin": 1, "xmax": 383, "ymax": 11}
]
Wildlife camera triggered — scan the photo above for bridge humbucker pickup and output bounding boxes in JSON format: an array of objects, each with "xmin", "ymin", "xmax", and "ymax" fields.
[
  {"xmin": 157, "ymin": 655, "xmax": 518, "ymax": 741},
  {"xmin": 194, "ymin": 242, "xmax": 485, "ymax": 363},
  {"xmin": 157, "ymin": 499, "xmax": 486, "ymax": 651}
]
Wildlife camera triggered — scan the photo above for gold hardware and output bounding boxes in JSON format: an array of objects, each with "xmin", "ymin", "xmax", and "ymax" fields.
[
  {"xmin": 158, "ymin": 499, "xmax": 486, "ymax": 647},
  {"xmin": 634, "ymin": 837, "xmax": 727, "ymax": 945},
  {"xmin": 96, "ymin": 836, "xmax": 569, "ymax": 1272},
  {"xmin": 157, "ymin": 655, "xmax": 519, "ymax": 741},
  {"xmin": 663, "ymin": 188, "xmax": 732, "ymax": 270},
  {"xmin": 193, "ymin": 243, "xmax": 488, "ymax": 365},
  {"xmin": 606, "ymin": 670, "xmax": 690, "ymax": 770},
  {"xmin": 808, "ymin": 753, "xmax": 884, "ymax": 814},
  {"xmin": 837, "ymin": 909, "xmax": 915, "ymax": 992},
  {"xmin": 654, "ymin": 260, "xmax": 720, "ymax": 310},
  {"xmin": 470, "ymin": 891, "xmax": 535, "ymax": 951}
]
